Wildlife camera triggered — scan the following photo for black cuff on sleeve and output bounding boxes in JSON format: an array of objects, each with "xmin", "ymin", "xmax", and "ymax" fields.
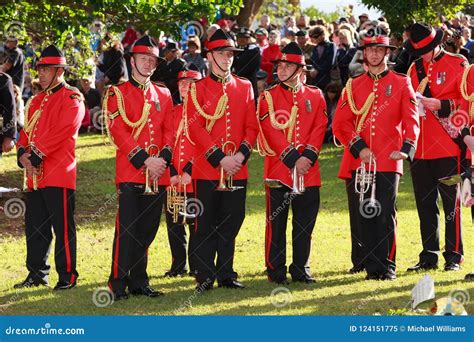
[
  {"xmin": 349, "ymin": 138, "xmax": 368, "ymax": 159},
  {"xmin": 158, "ymin": 147, "xmax": 172, "ymax": 166},
  {"xmin": 281, "ymin": 147, "xmax": 301, "ymax": 169},
  {"xmin": 207, "ymin": 148, "xmax": 226, "ymax": 168},
  {"xmin": 170, "ymin": 164, "xmax": 178, "ymax": 177},
  {"xmin": 400, "ymin": 141, "xmax": 416, "ymax": 162},
  {"xmin": 460, "ymin": 126, "xmax": 471, "ymax": 139},
  {"xmin": 183, "ymin": 161, "xmax": 193, "ymax": 175},
  {"xmin": 17, "ymin": 147, "xmax": 26, "ymax": 168},
  {"xmin": 302, "ymin": 148, "xmax": 318, "ymax": 165},
  {"xmin": 438, "ymin": 100, "xmax": 452, "ymax": 118},
  {"xmin": 238, "ymin": 143, "xmax": 252, "ymax": 165},
  {"xmin": 130, "ymin": 149, "xmax": 149, "ymax": 169},
  {"xmin": 29, "ymin": 150, "xmax": 43, "ymax": 168}
]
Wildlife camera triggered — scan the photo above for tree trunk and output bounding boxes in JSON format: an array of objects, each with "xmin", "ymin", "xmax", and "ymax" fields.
[{"xmin": 236, "ymin": 0, "xmax": 265, "ymax": 28}]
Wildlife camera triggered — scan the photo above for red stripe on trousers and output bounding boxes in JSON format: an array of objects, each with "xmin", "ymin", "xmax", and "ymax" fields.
[
  {"xmin": 455, "ymin": 155, "xmax": 461, "ymax": 252},
  {"xmin": 389, "ymin": 227, "xmax": 396, "ymax": 262},
  {"xmin": 113, "ymin": 208, "xmax": 120, "ymax": 278},
  {"xmin": 194, "ymin": 179, "xmax": 198, "ymax": 234},
  {"xmin": 63, "ymin": 188, "xmax": 72, "ymax": 274},
  {"xmin": 265, "ymin": 187, "xmax": 273, "ymax": 270}
]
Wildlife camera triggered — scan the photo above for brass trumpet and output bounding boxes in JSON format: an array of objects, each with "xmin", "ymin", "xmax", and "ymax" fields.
[
  {"xmin": 216, "ymin": 140, "xmax": 244, "ymax": 192},
  {"xmin": 144, "ymin": 144, "xmax": 160, "ymax": 195},
  {"xmin": 291, "ymin": 144, "xmax": 306, "ymax": 195},
  {"xmin": 354, "ymin": 153, "xmax": 377, "ymax": 206},
  {"xmin": 167, "ymin": 181, "xmax": 196, "ymax": 224}
]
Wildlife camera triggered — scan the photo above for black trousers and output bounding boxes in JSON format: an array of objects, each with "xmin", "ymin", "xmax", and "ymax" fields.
[
  {"xmin": 410, "ymin": 157, "xmax": 463, "ymax": 265},
  {"xmin": 165, "ymin": 192, "xmax": 197, "ymax": 273},
  {"xmin": 108, "ymin": 183, "xmax": 165, "ymax": 293},
  {"xmin": 193, "ymin": 179, "xmax": 247, "ymax": 284},
  {"xmin": 265, "ymin": 186, "xmax": 320, "ymax": 282},
  {"xmin": 24, "ymin": 187, "xmax": 78, "ymax": 283},
  {"xmin": 345, "ymin": 178, "xmax": 364, "ymax": 269},
  {"xmin": 354, "ymin": 172, "xmax": 399, "ymax": 276}
]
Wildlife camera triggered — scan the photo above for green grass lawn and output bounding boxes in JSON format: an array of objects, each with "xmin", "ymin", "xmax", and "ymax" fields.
[{"xmin": 0, "ymin": 133, "xmax": 472, "ymax": 315}]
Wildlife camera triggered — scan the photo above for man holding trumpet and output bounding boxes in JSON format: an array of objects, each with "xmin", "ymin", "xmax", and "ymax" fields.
[
  {"xmin": 104, "ymin": 36, "xmax": 174, "ymax": 300},
  {"xmin": 333, "ymin": 28, "xmax": 419, "ymax": 281},
  {"xmin": 164, "ymin": 63, "xmax": 201, "ymax": 278},
  {"xmin": 186, "ymin": 29, "xmax": 258, "ymax": 290},
  {"xmin": 257, "ymin": 42, "xmax": 328, "ymax": 284}
]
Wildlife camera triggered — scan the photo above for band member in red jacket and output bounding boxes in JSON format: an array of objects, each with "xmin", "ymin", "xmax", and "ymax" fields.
[
  {"xmin": 333, "ymin": 29, "xmax": 419, "ymax": 280},
  {"xmin": 164, "ymin": 63, "xmax": 201, "ymax": 277},
  {"xmin": 459, "ymin": 65, "xmax": 474, "ymax": 281},
  {"xmin": 257, "ymin": 42, "xmax": 327, "ymax": 284},
  {"xmin": 15, "ymin": 45, "xmax": 85, "ymax": 290},
  {"xmin": 405, "ymin": 23, "xmax": 468, "ymax": 272},
  {"xmin": 186, "ymin": 29, "xmax": 258, "ymax": 290},
  {"xmin": 104, "ymin": 36, "xmax": 174, "ymax": 300}
]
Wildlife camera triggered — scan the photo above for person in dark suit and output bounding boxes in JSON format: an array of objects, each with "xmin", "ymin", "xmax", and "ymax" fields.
[
  {"xmin": 0, "ymin": 70, "xmax": 16, "ymax": 156},
  {"xmin": 309, "ymin": 26, "xmax": 336, "ymax": 90},
  {"xmin": 232, "ymin": 27, "xmax": 261, "ymax": 101},
  {"xmin": 152, "ymin": 41, "xmax": 185, "ymax": 105}
]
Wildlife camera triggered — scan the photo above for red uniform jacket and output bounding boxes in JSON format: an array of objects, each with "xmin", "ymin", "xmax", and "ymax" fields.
[
  {"xmin": 17, "ymin": 82, "xmax": 85, "ymax": 190},
  {"xmin": 258, "ymin": 82, "xmax": 328, "ymax": 187},
  {"xmin": 460, "ymin": 64, "xmax": 474, "ymax": 160},
  {"xmin": 170, "ymin": 102, "xmax": 195, "ymax": 192},
  {"xmin": 186, "ymin": 73, "xmax": 258, "ymax": 181},
  {"xmin": 408, "ymin": 50, "xmax": 467, "ymax": 160},
  {"xmin": 333, "ymin": 69, "xmax": 419, "ymax": 175},
  {"xmin": 104, "ymin": 78, "xmax": 174, "ymax": 185}
]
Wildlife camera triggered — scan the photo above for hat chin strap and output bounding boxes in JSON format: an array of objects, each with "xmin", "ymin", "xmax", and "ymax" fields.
[
  {"xmin": 133, "ymin": 56, "xmax": 156, "ymax": 79},
  {"xmin": 45, "ymin": 68, "xmax": 59, "ymax": 92},
  {"xmin": 211, "ymin": 51, "xmax": 230, "ymax": 76},
  {"xmin": 280, "ymin": 65, "xmax": 301, "ymax": 84}
]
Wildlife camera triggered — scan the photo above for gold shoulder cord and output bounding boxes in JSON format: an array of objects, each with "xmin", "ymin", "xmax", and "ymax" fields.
[
  {"xmin": 190, "ymin": 81, "xmax": 228, "ymax": 133},
  {"xmin": 460, "ymin": 65, "xmax": 474, "ymax": 119},
  {"xmin": 23, "ymin": 96, "xmax": 42, "ymax": 142},
  {"xmin": 407, "ymin": 61, "xmax": 429, "ymax": 94},
  {"xmin": 264, "ymin": 90, "xmax": 298, "ymax": 142},
  {"xmin": 256, "ymin": 94, "xmax": 276, "ymax": 157},
  {"xmin": 344, "ymin": 78, "xmax": 375, "ymax": 133},
  {"xmin": 174, "ymin": 93, "xmax": 195, "ymax": 150},
  {"xmin": 103, "ymin": 85, "xmax": 151, "ymax": 148}
]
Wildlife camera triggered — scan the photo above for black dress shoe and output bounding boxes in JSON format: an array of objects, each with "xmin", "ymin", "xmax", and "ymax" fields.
[
  {"xmin": 13, "ymin": 277, "xmax": 48, "ymax": 289},
  {"xmin": 114, "ymin": 291, "xmax": 129, "ymax": 301},
  {"xmin": 292, "ymin": 276, "xmax": 316, "ymax": 284},
  {"xmin": 379, "ymin": 272, "xmax": 396, "ymax": 281},
  {"xmin": 444, "ymin": 262, "xmax": 460, "ymax": 271},
  {"xmin": 218, "ymin": 279, "xmax": 245, "ymax": 289},
  {"xmin": 164, "ymin": 269, "xmax": 188, "ymax": 277},
  {"xmin": 349, "ymin": 265, "xmax": 365, "ymax": 274},
  {"xmin": 195, "ymin": 281, "xmax": 214, "ymax": 292},
  {"xmin": 188, "ymin": 270, "xmax": 198, "ymax": 278},
  {"xmin": 365, "ymin": 273, "xmax": 380, "ymax": 280},
  {"xmin": 130, "ymin": 285, "xmax": 164, "ymax": 297},
  {"xmin": 53, "ymin": 280, "xmax": 77, "ymax": 290},
  {"xmin": 464, "ymin": 273, "xmax": 474, "ymax": 282},
  {"xmin": 406, "ymin": 262, "xmax": 438, "ymax": 272}
]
